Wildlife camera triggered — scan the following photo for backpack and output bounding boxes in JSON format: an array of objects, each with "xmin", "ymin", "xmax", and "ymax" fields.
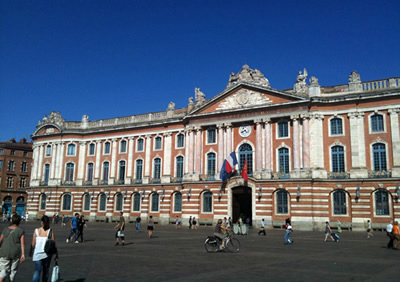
[{"xmin": 44, "ymin": 229, "xmax": 57, "ymax": 255}]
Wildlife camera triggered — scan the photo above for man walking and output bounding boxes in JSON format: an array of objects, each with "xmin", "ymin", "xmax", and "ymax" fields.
[
  {"xmin": 258, "ymin": 219, "xmax": 266, "ymax": 236},
  {"xmin": 386, "ymin": 221, "xmax": 394, "ymax": 249},
  {"xmin": 189, "ymin": 216, "xmax": 192, "ymax": 229},
  {"xmin": 114, "ymin": 212, "xmax": 125, "ymax": 246},
  {"xmin": 136, "ymin": 216, "xmax": 141, "ymax": 232},
  {"xmin": 66, "ymin": 213, "xmax": 79, "ymax": 243}
]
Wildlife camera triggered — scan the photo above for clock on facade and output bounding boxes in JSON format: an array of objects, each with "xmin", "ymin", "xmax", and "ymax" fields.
[{"xmin": 239, "ymin": 125, "xmax": 251, "ymax": 137}]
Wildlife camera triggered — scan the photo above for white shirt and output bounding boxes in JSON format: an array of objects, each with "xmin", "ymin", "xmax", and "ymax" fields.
[
  {"xmin": 260, "ymin": 220, "xmax": 265, "ymax": 228},
  {"xmin": 386, "ymin": 223, "xmax": 393, "ymax": 233}
]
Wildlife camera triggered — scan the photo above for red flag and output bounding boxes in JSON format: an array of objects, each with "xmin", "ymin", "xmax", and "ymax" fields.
[{"xmin": 241, "ymin": 159, "xmax": 248, "ymax": 181}]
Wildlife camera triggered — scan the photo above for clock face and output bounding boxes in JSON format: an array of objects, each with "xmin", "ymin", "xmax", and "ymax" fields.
[{"xmin": 239, "ymin": 125, "xmax": 251, "ymax": 137}]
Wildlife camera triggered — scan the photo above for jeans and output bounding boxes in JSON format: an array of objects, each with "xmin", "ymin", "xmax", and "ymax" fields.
[
  {"xmin": 285, "ymin": 230, "xmax": 292, "ymax": 244},
  {"xmin": 136, "ymin": 222, "xmax": 140, "ymax": 231},
  {"xmin": 32, "ymin": 256, "xmax": 52, "ymax": 282},
  {"xmin": 67, "ymin": 228, "xmax": 77, "ymax": 241}
]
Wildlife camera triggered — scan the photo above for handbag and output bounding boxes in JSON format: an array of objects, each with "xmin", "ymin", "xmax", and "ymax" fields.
[
  {"xmin": 44, "ymin": 229, "xmax": 57, "ymax": 255},
  {"xmin": 51, "ymin": 262, "xmax": 60, "ymax": 282},
  {"xmin": 117, "ymin": 230, "xmax": 125, "ymax": 237}
]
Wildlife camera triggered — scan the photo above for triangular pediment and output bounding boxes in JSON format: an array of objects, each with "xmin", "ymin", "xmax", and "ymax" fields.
[{"xmin": 189, "ymin": 83, "xmax": 307, "ymax": 116}]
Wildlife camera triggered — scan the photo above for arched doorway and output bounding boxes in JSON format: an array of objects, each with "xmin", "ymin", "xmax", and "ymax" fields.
[
  {"xmin": 16, "ymin": 197, "xmax": 26, "ymax": 216},
  {"xmin": 2, "ymin": 196, "xmax": 12, "ymax": 216},
  {"xmin": 232, "ymin": 186, "xmax": 252, "ymax": 225}
]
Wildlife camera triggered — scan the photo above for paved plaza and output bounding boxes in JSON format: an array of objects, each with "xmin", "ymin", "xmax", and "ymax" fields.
[{"xmin": 1, "ymin": 220, "xmax": 398, "ymax": 281}]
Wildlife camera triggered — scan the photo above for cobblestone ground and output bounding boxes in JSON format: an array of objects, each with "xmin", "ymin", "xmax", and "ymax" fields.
[{"xmin": 1, "ymin": 221, "xmax": 398, "ymax": 281}]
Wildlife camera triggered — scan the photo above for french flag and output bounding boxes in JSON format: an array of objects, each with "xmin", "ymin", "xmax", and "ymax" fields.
[{"xmin": 220, "ymin": 152, "xmax": 238, "ymax": 181}]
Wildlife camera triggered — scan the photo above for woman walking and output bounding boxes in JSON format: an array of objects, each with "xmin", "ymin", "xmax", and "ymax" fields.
[
  {"xmin": 147, "ymin": 215, "xmax": 154, "ymax": 238},
  {"xmin": 0, "ymin": 214, "xmax": 25, "ymax": 282},
  {"xmin": 31, "ymin": 215, "xmax": 58, "ymax": 282},
  {"xmin": 75, "ymin": 215, "xmax": 87, "ymax": 243},
  {"xmin": 192, "ymin": 217, "xmax": 197, "ymax": 230},
  {"xmin": 324, "ymin": 222, "xmax": 335, "ymax": 242}
]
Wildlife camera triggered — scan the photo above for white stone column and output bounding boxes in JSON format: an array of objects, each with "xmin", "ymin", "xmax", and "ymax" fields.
[
  {"xmin": 188, "ymin": 128, "xmax": 195, "ymax": 174},
  {"xmin": 49, "ymin": 143, "xmax": 56, "ymax": 179},
  {"xmin": 162, "ymin": 133, "xmax": 172, "ymax": 183},
  {"xmin": 184, "ymin": 129, "xmax": 190, "ymax": 174},
  {"xmin": 143, "ymin": 135, "xmax": 151, "ymax": 184},
  {"xmin": 217, "ymin": 124, "xmax": 225, "ymax": 174},
  {"xmin": 348, "ymin": 111, "xmax": 368, "ymax": 178},
  {"xmin": 225, "ymin": 123, "xmax": 232, "ymax": 156},
  {"xmin": 77, "ymin": 141, "xmax": 86, "ymax": 185},
  {"xmin": 37, "ymin": 145, "xmax": 44, "ymax": 183},
  {"xmin": 389, "ymin": 108, "xmax": 400, "ymax": 176},
  {"xmin": 31, "ymin": 144, "xmax": 39, "ymax": 185},
  {"xmin": 309, "ymin": 113, "xmax": 327, "ymax": 178},
  {"xmin": 94, "ymin": 140, "xmax": 102, "ymax": 185},
  {"xmin": 56, "ymin": 142, "xmax": 65, "ymax": 184},
  {"xmin": 254, "ymin": 119, "xmax": 263, "ymax": 179},
  {"xmin": 109, "ymin": 138, "xmax": 118, "ymax": 184},
  {"xmin": 194, "ymin": 127, "xmax": 202, "ymax": 175},
  {"xmin": 264, "ymin": 118, "xmax": 272, "ymax": 174},
  {"xmin": 126, "ymin": 137, "xmax": 134, "ymax": 183},
  {"xmin": 291, "ymin": 114, "xmax": 301, "ymax": 177},
  {"xmin": 301, "ymin": 115, "xmax": 310, "ymax": 169}
]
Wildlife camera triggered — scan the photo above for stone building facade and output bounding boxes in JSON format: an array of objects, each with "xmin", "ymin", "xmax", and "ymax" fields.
[
  {"xmin": 27, "ymin": 65, "xmax": 400, "ymax": 230},
  {"xmin": 1, "ymin": 138, "xmax": 33, "ymax": 217}
]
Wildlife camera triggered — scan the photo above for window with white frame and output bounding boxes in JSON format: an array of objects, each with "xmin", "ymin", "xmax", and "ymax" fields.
[
  {"xmin": 372, "ymin": 143, "xmax": 387, "ymax": 171},
  {"xmin": 89, "ymin": 143, "xmax": 95, "ymax": 155},
  {"xmin": 120, "ymin": 140, "xmax": 127, "ymax": 153},
  {"xmin": 104, "ymin": 142, "xmax": 111, "ymax": 154},
  {"xmin": 40, "ymin": 194, "xmax": 47, "ymax": 210},
  {"xmin": 83, "ymin": 194, "xmax": 91, "ymax": 211},
  {"xmin": 65, "ymin": 163, "xmax": 74, "ymax": 181},
  {"xmin": 278, "ymin": 148, "xmax": 289, "ymax": 173},
  {"xmin": 371, "ymin": 114, "xmax": 384, "ymax": 132},
  {"xmin": 207, "ymin": 153, "xmax": 216, "ymax": 176},
  {"xmin": 133, "ymin": 193, "xmax": 141, "ymax": 212},
  {"xmin": 44, "ymin": 164, "xmax": 50, "ymax": 185},
  {"xmin": 102, "ymin": 162, "xmax": 109, "ymax": 182},
  {"xmin": 207, "ymin": 129, "xmax": 216, "ymax": 144},
  {"xmin": 153, "ymin": 158, "xmax": 161, "ymax": 180},
  {"xmin": 135, "ymin": 159, "xmax": 143, "ymax": 181},
  {"xmin": 239, "ymin": 144, "xmax": 253, "ymax": 175},
  {"xmin": 176, "ymin": 156, "xmax": 184, "ymax": 179},
  {"xmin": 118, "ymin": 160, "xmax": 126, "ymax": 181},
  {"xmin": 7, "ymin": 177, "xmax": 13, "ymax": 188},
  {"xmin": 98, "ymin": 193, "xmax": 107, "ymax": 211},
  {"xmin": 20, "ymin": 177, "xmax": 26, "ymax": 188},
  {"xmin": 46, "ymin": 145, "xmax": 52, "ymax": 157},
  {"xmin": 9, "ymin": 161, "xmax": 15, "ymax": 171},
  {"xmin": 174, "ymin": 192, "xmax": 182, "ymax": 212},
  {"xmin": 278, "ymin": 121, "xmax": 289, "ymax": 138},
  {"xmin": 67, "ymin": 144, "xmax": 76, "ymax": 156},
  {"xmin": 177, "ymin": 134, "xmax": 184, "ymax": 148},
  {"xmin": 154, "ymin": 136, "xmax": 162, "ymax": 150},
  {"xmin": 137, "ymin": 138, "xmax": 144, "ymax": 152},
  {"xmin": 375, "ymin": 190, "xmax": 389, "ymax": 216},
  {"xmin": 333, "ymin": 190, "xmax": 346, "ymax": 215},
  {"xmin": 115, "ymin": 193, "xmax": 123, "ymax": 211},
  {"xmin": 331, "ymin": 146, "xmax": 345, "ymax": 172},
  {"xmin": 330, "ymin": 117, "xmax": 343, "ymax": 135},
  {"xmin": 21, "ymin": 162, "xmax": 28, "ymax": 172},
  {"xmin": 62, "ymin": 194, "xmax": 72, "ymax": 211},
  {"xmin": 276, "ymin": 190, "xmax": 289, "ymax": 214},
  {"xmin": 203, "ymin": 191, "xmax": 213, "ymax": 213},
  {"xmin": 87, "ymin": 163, "xmax": 94, "ymax": 181}
]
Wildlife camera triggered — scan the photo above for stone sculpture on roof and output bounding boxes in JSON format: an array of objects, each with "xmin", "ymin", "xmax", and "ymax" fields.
[
  {"xmin": 348, "ymin": 71, "xmax": 362, "ymax": 92},
  {"xmin": 294, "ymin": 68, "xmax": 309, "ymax": 95},
  {"xmin": 38, "ymin": 111, "xmax": 65, "ymax": 127},
  {"xmin": 227, "ymin": 64, "xmax": 271, "ymax": 88},
  {"xmin": 195, "ymin": 88, "xmax": 206, "ymax": 105}
]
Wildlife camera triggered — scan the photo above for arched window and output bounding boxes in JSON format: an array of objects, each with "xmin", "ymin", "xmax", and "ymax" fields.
[
  {"xmin": 203, "ymin": 191, "xmax": 213, "ymax": 213},
  {"xmin": 65, "ymin": 163, "xmax": 74, "ymax": 181},
  {"xmin": 115, "ymin": 193, "xmax": 123, "ymax": 211},
  {"xmin": 104, "ymin": 142, "xmax": 111, "ymax": 154},
  {"xmin": 46, "ymin": 145, "xmax": 52, "ymax": 156},
  {"xmin": 102, "ymin": 162, "xmax": 109, "ymax": 182},
  {"xmin": 330, "ymin": 118, "xmax": 343, "ymax": 135},
  {"xmin": 375, "ymin": 190, "xmax": 389, "ymax": 215},
  {"xmin": 177, "ymin": 134, "xmax": 184, "ymax": 148},
  {"xmin": 331, "ymin": 146, "xmax": 345, "ymax": 172},
  {"xmin": 207, "ymin": 153, "xmax": 216, "ymax": 177},
  {"xmin": 176, "ymin": 156, "xmax": 184, "ymax": 178},
  {"xmin": 135, "ymin": 160, "xmax": 143, "ymax": 181},
  {"xmin": 155, "ymin": 136, "xmax": 162, "ymax": 150},
  {"xmin": 278, "ymin": 148, "xmax": 289, "ymax": 173},
  {"xmin": 239, "ymin": 144, "xmax": 253, "ymax": 175},
  {"xmin": 120, "ymin": 140, "xmax": 127, "ymax": 153},
  {"xmin": 372, "ymin": 143, "xmax": 387, "ymax": 171},
  {"xmin": 99, "ymin": 193, "xmax": 107, "ymax": 211},
  {"xmin": 87, "ymin": 163, "xmax": 94, "ymax": 181},
  {"xmin": 62, "ymin": 194, "xmax": 72, "ymax": 211},
  {"xmin": 119, "ymin": 161, "xmax": 126, "ymax": 181},
  {"xmin": 44, "ymin": 164, "xmax": 50, "ymax": 185},
  {"xmin": 153, "ymin": 158, "xmax": 161, "ymax": 180},
  {"xmin": 333, "ymin": 190, "xmax": 346, "ymax": 215},
  {"xmin": 371, "ymin": 114, "xmax": 384, "ymax": 132},
  {"xmin": 276, "ymin": 190, "xmax": 288, "ymax": 214},
  {"xmin": 89, "ymin": 143, "xmax": 95, "ymax": 155},
  {"xmin": 40, "ymin": 194, "xmax": 47, "ymax": 210},
  {"xmin": 67, "ymin": 144, "xmax": 76, "ymax": 156},
  {"xmin": 151, "ymin": 193, "xmax": 159, "ymax": 212},
  {"xmin": 137, "ymin": 138, "xmax": 144, "ymax": 152},
  {"xmin": 83, "ymin": 194, "xmax": 91, "ymax": 211},
  {"xmin": 133, "ymin": 193, "xmax": 141, "ymax": 212},
  {"xmin": 174, "ymin": 192, "xmax": 182, "ymax": 212}
]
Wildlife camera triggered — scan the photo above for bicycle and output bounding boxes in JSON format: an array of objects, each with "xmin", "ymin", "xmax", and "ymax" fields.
[{"xmin": 204, "ymin": 234, "xmax": 240, "ymax": 253}]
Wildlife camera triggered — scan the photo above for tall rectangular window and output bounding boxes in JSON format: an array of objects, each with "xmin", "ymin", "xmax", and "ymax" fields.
[
  {"xmin": 330, "ymin": 118, "xmax": 343, "ymax": 135},
  {"xmin": 155, "ymin": 137, "xmax": 162, "ymax": 150},
  {"xmin": 207, "ymin": 153, "xmax": 216, "ymax": 176},
  {"xmin": 21, "ymin": 162, "xmax": 28, "ymax": 172},
  {"xmin": 151, "ymin": 193, "xmax": 159, "ymax": 212},
  {"xmin": 87, "ymin": 163, "xmax": 94, "ymax": 181},
  {"xmin": 0, "ymin": 160, "xmax": 3, "ymax": 170},
  {"xmin": 174, "ymin": 193, "xmax": 182, "ymax": 212},
  {"xmin": 176, "ymin": 156, "xmax": 184, "ymax": 178},
  {"xmin": 67, "ymin": 144, "xmax": 76, "ymax": 156},
  {"xmin": 136, "ymin": 160, "xmax": 143, "ymax": 181},
  {"xmin": 89, "ymin": 143, "xmax": 95, "ymax": 155},
  {"xmin": 102, "ymin": 162, "xmax": 109, "ymax": 181},
  {"xmin": 371, "ymin": 114, "xmax": 384, "ymax": 132},
  {"xmin": 84, "ymin": 194, "xmax": 91, "ymax": 211},
  {"xmin": 46, "ymin": 145, "xmax": 52, "ymax": 157},
  {"xmin": 7, "ymin": 177, "xmax": 13, "ymax": 188},
  {"xmin": 278, "ymin": 122, "xmax": 289, "ymax": 138},
  {"xmin": 133, "ymin": 194, "xmax": 141, "ymax": 211},
  {"xmin": 9, "ymin": 161, "xmax": 15, "ymax": 171},
  {"xmin": 333, "ymin": 190, "xmax": 346, "ymax": 215},
  {"xmin": 203, "ymin": 192, "xmax": 212, "ymax": 213},
  {"xmin": 207, "ymin": 129, "xmax": 216, "ymax": 144},
  {"xmin": 177, "ymin": 134, "xmax": 184, "ymax": 148},
  {"xmin": 120, "ymin": 140, "xmax": 127, "ymax": 153},
  {"xmin": 104, "ymin": 142, "xmax": 111, "ymax": 154},
  {"xmin": 65, "ymin": 163, "xmax": 74, "ymax": 181},
  {"xmin": 153, "ymin": 158, "xmax": 161, "ymax": 180},
  {"xmin": 137, "ymin": 139, "xmax": 144, "ymax": 152},
  {"xmin": 20, "ymin": 177, "xmax": 26, "ymax": 188},
  {"xmin": 277, "ymin": 190, "xmax": 288, "ymax": 214},
  {"xmin": 331, "ymin": 146, "xmax": 345, "ymax": 172},
  {"xmin": 278, "ymin": 148, "xmax": 289, "ymax": 173}
]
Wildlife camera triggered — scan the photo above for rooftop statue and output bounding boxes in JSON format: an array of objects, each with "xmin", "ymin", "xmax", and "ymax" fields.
[
  {"xmin": 167, "ymin": 101, "xmax": 175, "ymax": 110},
  {"xmin": 38, "ymin": 111, "xmax": 65, "ymax": 127},
  {"xmin": 195, "ymin": 88, "xmax": 206, "ymax": 105},
  {"xmin": 294, "ymin": 68, "xmax": 309, "ymax": 95},
  {"xmin": 227, "ymin": 64, "xmax": 271, "ymax": 88}
]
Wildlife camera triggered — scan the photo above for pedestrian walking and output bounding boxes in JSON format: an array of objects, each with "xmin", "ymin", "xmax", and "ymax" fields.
[
  {"xmin": 324, "ymin": 222, "xmax": 335, "ymax": 242},
  {"xmin": 393, "ymin": 221, "xmax": 400, "ymax": 250},
  {"xmin": 386, "ymin": 221, "xmax": 394, "ymax": 249},
  {"xmin": 192, "ymin": 217, "xmax": 197, "ymax": 230},
  {"xmin": 189, "ymin": 216, "xmax": 192, "ymax": 229},
  {"xmin": 284, "ymin": 221, "xmax": 293, "ymax": 244},
  {"xmin": 175, "ymin": 216, "xmax": 181, "ymax": 229},
  {"xmin": 114, "ymin": 212, "xmax": 125, "ymax": 246},
  {"xmin": 258, "ymin": 219, "xmax": 266, "ymax": 236},
  {"xmin": 0, "ymin": 214, "xmax": 25, "ymax": 282},
  {"xmin": 75, "ymin": 215, "xmax": 87, "ymax": 243},
  {"xmin": 147, "ymin": 215, "xmax": 154, "ymax": 239},
  {"xmin": 61, "ymin": 215, "xmax": 65, "ymax": 226},
  {"xmin": 66, "ymin": 213, "xmax": 79, "ymax": 243},
  {"xmin": 367, "ymin": 220, "xmax": 373, "ymax": 238},
  {"xmin": 136, "ymin": 216, "xmax": 141, "ymax": 232},
  {"xmin": 25, "ymin": 212, "xmax": 29, "ymax": 223},
  {"xmin": 31, "ymin": 215, "xmax": 58, "ymax": 282}
]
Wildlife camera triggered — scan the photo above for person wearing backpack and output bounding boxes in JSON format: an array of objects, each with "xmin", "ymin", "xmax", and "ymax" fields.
[
  {"xmin": 0, "ymin": 214, "xmax": 25, "ymax": 282},
  {"xmin": 31, "ymin": 215, "xmax": 58, "ymax": 282}
]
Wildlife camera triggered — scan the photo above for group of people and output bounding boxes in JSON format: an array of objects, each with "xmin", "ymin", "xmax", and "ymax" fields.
[
  {"xmin": 386, "ymin": 221, "xmax": 400, "ymax": 250},
  {"xmin": 113, "ymin": 212, "xmax": 155, "ymax": 245},
  {"xmin": 65, "ymin": 213, "xmax": 87, "ymax": 243}
]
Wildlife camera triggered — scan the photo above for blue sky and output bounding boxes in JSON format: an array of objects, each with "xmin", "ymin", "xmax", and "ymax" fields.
[{"xmin": 1, "ymin": 0, "xmax": 399, "ymax": 141}]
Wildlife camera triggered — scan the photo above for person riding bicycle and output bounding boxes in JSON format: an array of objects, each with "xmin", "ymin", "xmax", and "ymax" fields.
[{"xmin": 214, "ymin": 219, "xmax": 229, "ymax": 248}]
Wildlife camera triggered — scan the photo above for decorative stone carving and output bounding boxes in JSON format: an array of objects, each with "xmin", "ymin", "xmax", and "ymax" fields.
[
  {"xmin": 294, "ymin": 68, "xmax": 309, "ymax": 95},
  {"xmin": 216, "ymin": 89, "xmax": 272, "ymax": 110},
  {"xmin": 309, "ymin": 76, "xmax": 319, "ymax": 87},
  {"xmin": 227, "ymin": 64, "xmax": 271, "ymax": 88},
  {"xmin": 38, "ymin": 111, "xmax": 65, "ymax": 127},
  {"xmin": 167, "ymin": 101, "xmax": 175, "ymax": 110},
  {"xmin": 348, "ymin": 71, "xmax": 362, "ymax": 91},
  {"xmin": 195, "ymin": 88, "xmax": 206, "ymax": 105}
]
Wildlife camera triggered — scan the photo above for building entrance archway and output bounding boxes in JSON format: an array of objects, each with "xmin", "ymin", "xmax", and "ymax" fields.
[{"xmin": 231, "ymin": 186, "xmax": 252, "ymax": 225}]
